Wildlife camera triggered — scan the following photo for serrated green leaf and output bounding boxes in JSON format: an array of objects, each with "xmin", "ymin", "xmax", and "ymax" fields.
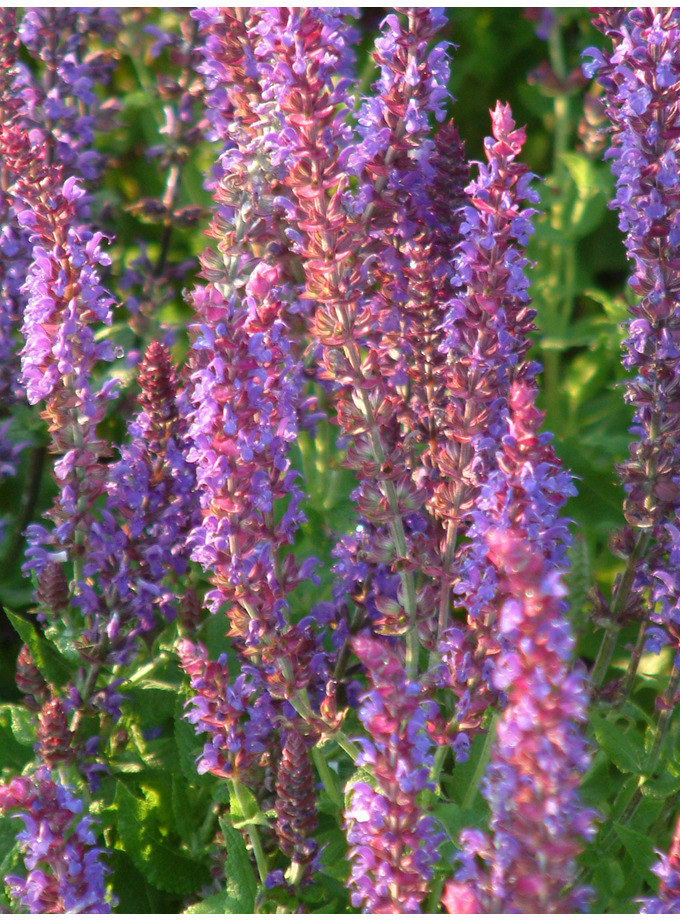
[
  {"xmin": 115, "ymin": 781, "xmax": 210, "ymax": 895},
  {"xmin": 432, "ymin": 802, "xmax": 462, "ymax": 842},
  {"xmin": 5, "ymin": 610, "xmax": 72, "ymax": 687},
  {"xmin": 613, "ymin": 823, "xmax": 657, "ymax": 885},
  {"xmin": 591, "ymin": 712, "xmax": 645, "ymax": 775},
  {"xmin": 219, "ymin": 819, "xmax": 258, "ymax": 912}
]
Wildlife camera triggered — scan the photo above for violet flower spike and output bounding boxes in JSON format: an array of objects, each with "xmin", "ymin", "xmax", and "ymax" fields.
[
  {"xmin": 434, "ymin": 103, "xmax": 541, "ymax": 741},
  {"xmin": 444, "ymin": 381, "xmax": 594, "ymax": 914},
  {"xmin": 0, "ymin": 767, "xmax": 115, "ymax": 914},
  {"xmin": 76, "ymin": 341, "xmax": 199, "ymax": 667},
  {"xmin": 344, "ymin": 636, "xmax": 445, "ymax": 914},
  {"xmin": 584, "ymin": 9, "xmax": 680, "ymax": 667}
]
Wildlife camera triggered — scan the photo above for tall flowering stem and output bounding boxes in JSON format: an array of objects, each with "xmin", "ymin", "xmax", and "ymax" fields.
[
  {"xmin": 432, "ymin": 104, "xmax": 542, "ymax": 743},
  {"xmin": 1, "ymin": 128, "xmax": 119, "ymax": 567},
  {"xmin": 259, "ymin": 7, "xmax": 448, "ymax": 673},
  {"xmin": 76, "ymin": 341, "xmax": 198, "ymax": 668},
  {"xmin": 344, "ymin": 636, "xmax": 444, "ymax": 914},
  {"xmin": 443, "ymin": 382, "xmax": 593, "ymax": 913},
  {"xmin": 585, "ymin": 9, "xmax": 680, "ymax": 688},
  {"xmin": 0, "ymin": 768, "xmax": 114, "ymax": 914}
]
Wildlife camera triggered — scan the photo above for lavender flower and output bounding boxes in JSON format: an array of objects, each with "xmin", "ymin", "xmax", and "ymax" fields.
[
  {"xmin": 0, "ymin": 767, "xmax": 114, "ymax": 913},
  {"xmin": 344, "ymin": 636, "xmax": 444, "ymax": 914},
  {"xmin": 444, "ymin": 382, "xmax": 593, "ymax": 913},
  {"xmin": 433, "ymin": 103, "xmax": 543, "ymax": 739},
  {"xmin": 188, "ymin": 262, "xmax": 311, "ymax": 649},
  {"xmin": 584, "ymin": 10, "xmax": 680, "ymax": 664},
  {"xmin": 256, "ymin": 7, "xmax": 440, "ymax": 672},
  {"xmin": 0, "ymin": 103, "xmax": 121, "ymax": 576},
  {"xmin": 177, "ymin": 639, "xmax": 275, "ymax": 782},
  {"xmin": 74, "ymin": 341, "xmax": 198, "ymax": 666}
]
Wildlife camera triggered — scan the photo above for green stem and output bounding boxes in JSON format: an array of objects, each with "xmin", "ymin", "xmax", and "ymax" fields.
[
  {"xmin": 291, "ymin": 689, "xmax": 359, "ymax": 762},
  {"xmin": 233, "ymin": 781, "xmax": 268, "ymax": 885},
  {"xmin": 590, "ymin": 531, "xmax": 651, "ymax": 688},
  {"xmin": 312, "ymin": 745, "xmax": 342, "ymax": 809},
  {"xmin": 430, "ymin": 743, "xmax": 449, "ymax": 790},
  {"xmin": 619, "ymin": 620, "xmax": 648, "ymax": 700},
  {"xmin": 462, "ymin": 717, "xmax": 497, "ymax": 811}
]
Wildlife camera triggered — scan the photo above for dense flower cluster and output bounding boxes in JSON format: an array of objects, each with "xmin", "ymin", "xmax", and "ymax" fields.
[
  {"xmin": 585, "ymin": 9, "xmax": 680, "ymax": 664},
  {"xmin": 433, "ymin": 104, "xmax": 543, "ymax": 743},
  {"xmin": 443, "ymin": 382, "xmax": 593, "ymax": 913},
  {"xmin": 0, "ymin": 768, "xmax": 114, "ymax": 913},
  {"xmin": 3, "ymin": 6, "xmax": 680, "ymax": 916},
  {"xmin": 345, "ymin": 636, "xmax": 444, "ymax": 913}
]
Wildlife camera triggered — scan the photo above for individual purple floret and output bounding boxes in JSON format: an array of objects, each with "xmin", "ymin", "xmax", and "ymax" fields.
[
  {"xmin": 640, "ymin": 814, "xmax": 680, "ymax": 913},
  {"xmin": 344, "ymin": 636, "xmax": 444, "ymax": 914},
  {"xmin": 0, "ymin": 767, "xmax": 114, "ymax": 914}
]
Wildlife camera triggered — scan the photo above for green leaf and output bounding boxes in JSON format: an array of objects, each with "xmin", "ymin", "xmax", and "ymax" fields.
[
  {"xmin": 0, "ymin": 706, "xmax": 33, "ymax": 773},
  {"xmin": 5, "ymin": 609, "xmax": 72, "ymax": 687},
  {"xmin": 114, "ymin": 781, "xmax": 210, "ymax": 895},
  {"xmin": 344, "ymin": 767, "xmax": 377, "ymax": 812},
  {"xmin": 184, "ymin": 890, "xmax": 231, "ymax": 914},
  {"xmin": 640, "ymin": 769, "xmax": 680, "ymax": 799},
  {"xmin": 219, "ymin": 819, "xmax": 258, "ymax": 913},
  {"xmin": 613, "ymin": 823, "xmax": 657, "ymax": 885},
  {"xmin": 8, "ymin": 705, "xmax": 35, "ymax": 747},
  {"xmin": 593, "ymin": 857, "xmax": 625, "ymax": 897},
  {"xmin": 227, "ymin": 780, "xmax": 270, "ymax": 830},
  {"xmin": 591, "ymin": 712, "xmax": 645, "ymax": 775}
]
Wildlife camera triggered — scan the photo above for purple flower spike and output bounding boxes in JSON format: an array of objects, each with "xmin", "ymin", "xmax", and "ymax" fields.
[
  {"xmin": 434, "ymin": 103, "xmax": 543, "ymax": 739},
  {"xmin": 76, "ymin": 341, "xmax": 199, "ymax": 666},
  {"xmin": 586, "ymin": 10, "xmax": 680, "ymax": 657},
  {"xmin": 445, "ymin": 382, "xmax": 594, "ymax": 914},
  {"xmin": 0, "ymin": 768, "xmax": 115, "ymax": 914},
  {"xmin": 345, "ymin": 636, "xmax": 444, "ymax": 914}
]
